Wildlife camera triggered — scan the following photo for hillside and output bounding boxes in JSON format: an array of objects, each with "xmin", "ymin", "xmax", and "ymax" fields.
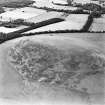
[
  {"xmin": 0, "ymin": 0, "xmax": 34, "ymax": 8},
  {"xmin": 0, "ymin": 34, "xmax": 104, "ymax": 105},
  {"xmin": 0, "ymin": 0, "xmax": 32, "ymax": 4}
]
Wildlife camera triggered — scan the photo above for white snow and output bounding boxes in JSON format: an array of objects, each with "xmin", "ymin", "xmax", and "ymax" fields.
[
  {"xmin": 25, "ymin": 11, "xmax": 63, "ymax": 23},
  {"xmin": 50, "ymin": 0, "xmax": 68, "ymax": 5},
  {"xmin": 73, "ymin": 0, "xmax": 100, "ymax": 5},
  {"xmin": 66, "ymin": 14, "xmax": 89, "ymax": 23},
  {"xmin": 24, "ymin": 21, "xmax": 84, "ymax": 33},
  {"xmin": 89, "ymin": 15, "xmax": 105, "ymax": 32},
  {"xmin": 32, "ymin": 0, "xmax": 68, "ymax": 5},
  {"xmin": 32, "ymin": 0, "xmax": 52, "ymax": 7},
  {"xmin": 0, "ymin": 26, "xmax": 28, "ymax": 33},
  {"xmin": 0, "ymin": 7, "xmax": 46, "ymax": 21},
  {"xmin": 73, "ymin": 0, "xmax": 91, "ymax": 4},
  {"xmin": 33, "ymin": 1, "xmax": 78, "ymax": 11},
  {"xmin": 48, "ymin": 5, "xmax": 78, "ymax": 11},
  {"xmin": 32, "ymin": 1, "xmax": 56, "ymax": 7},
  {"xmin": 24, "ymin": 14, "xmax": 88, "ymax": 33}
]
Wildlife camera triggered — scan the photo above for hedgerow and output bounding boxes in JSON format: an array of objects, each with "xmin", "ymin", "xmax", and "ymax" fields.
[
  {"xmin": 33, "ymin": 6, "xmax": 89, "ymax": 14},
  {"xmin": 8, "ymin": 18, "xmax": 64, "ymax": 34}
]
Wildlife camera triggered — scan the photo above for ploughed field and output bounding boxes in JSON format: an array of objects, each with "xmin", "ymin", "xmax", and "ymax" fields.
[{"xmin": 0, "ymin": 34, "xmax": 104, "ymax": 105}]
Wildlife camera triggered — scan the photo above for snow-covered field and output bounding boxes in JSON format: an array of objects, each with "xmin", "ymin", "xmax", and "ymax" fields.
[
  {"xmin": 24, "ymin": 14, "xmax": 88, "ymax": 33},
  {"xmin": 33, "ymin": 1, "xmax": 78, "ymax": 11},
  {"xmin": 89, "ymin": 15, "xmax": 105, "ymax": 32},
  {"xmin": 49, "ymin": 4, "xmax": 78, "ymax": 11},
  {"xmin": 0, "ymin": 7, "xmax": 46, "ymax": 21},
  {"xmin": 50, "ymin": 0, "xmax": 68, "ymax": 5},
  {"xmin": 66, "ymin": 14, "xmax": 88, "ymax": 23},
  {"xmin": 25, "ymin": 11, "xmax": 63, "ymax": 23},
  {"xmin": 73, "ymin": 0, "xmax": 91, "ymax": 4},
  {"xmin": 24, "ymin": 21, "xmax": 83, "ymax": 33},
  {"xmin": 32, "ymin": 0, "xmax": 68, "ymax": 5},
  {"xmin": 0, "ymin": 25, "xmax": 28, "ymax": 33},
  {"xmin": 73, "ymin": 0, "xmax": 100, "ymax": 5}
]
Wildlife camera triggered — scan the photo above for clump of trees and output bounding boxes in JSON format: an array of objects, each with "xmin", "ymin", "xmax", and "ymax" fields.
[
  {"xmin": 0, "ymin": 6, "xmax": 5, "ymax": 13},
  {"xmin": 67, "ymin": 0, "xmax": 73, "ymax": 5},
  {"xmin": 91, "ymin": 11, "xmax": 102, "ymax": 18},
  {"xmin": 82, "ymin": 3, "xmax": 102, "ymax": 12},
  {"xmin": 0, "ymin": 22, "xmax": 19, "ymax": 28},
  {"xmin": 0, "ymin": 19, "xmax": 36, "ymax": 28},
  {"xmin": 75, "ymin": 3, "xmax": 104, "ymax": 14},
  {"xmin": 0, "ymin": 19, "xmax": 24, "ymax": 28},
  {"xmin": 0, "ymin": 32, "xmax": 23, "ymax": 44}
]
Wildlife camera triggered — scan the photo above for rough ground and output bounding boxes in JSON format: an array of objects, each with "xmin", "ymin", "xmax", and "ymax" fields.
[{"xmin": 0, "ymin": 33, "xmax": 105, "ymax": 105}]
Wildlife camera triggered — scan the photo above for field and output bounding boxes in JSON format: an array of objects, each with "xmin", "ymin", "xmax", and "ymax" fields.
[
  {"xmin": 24, "ymin": 21, "xmax": 83, "ymax": 33},
  {"xmin": 66, "ymin": 14, "xmax": 88, "ymax": 23},
  {"xmin": 51, "ymin": 0, "xmax": 68, "ymax": 4},
  {"xmin": 89, "ymin": 14, "xmax": 105, "ymax": 32},
  {"xmin": 0, "ymin": 0, "xmax": 103, "ymax": 33},
  {"xmin": 0, "ymin": 33, "xmax": 104, "ymax": 105},
  {"xmin": 73, "ymin": 0, "xmax": 91, "ymax": 4},
  {"xmin": 33, "ymin": 1, "xmax": 78, "ymax": 11},
  {"xmin": 0, "ymin": 7, "xmax": 46, "ymax": 21},
  {"xmin": 32, "ymin": 0, "xmax": 68, "ymax": 5},
  {"xmin": 25, "ymin": 14, "xmax": 88, "ymax": 33},
  {"xmin": 26, "ymin": 11, "xmax": 63, "ymax": 23},
  {"xmin": 0, "ymin": 25, "xmax": 28, "ymax": 33}
]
